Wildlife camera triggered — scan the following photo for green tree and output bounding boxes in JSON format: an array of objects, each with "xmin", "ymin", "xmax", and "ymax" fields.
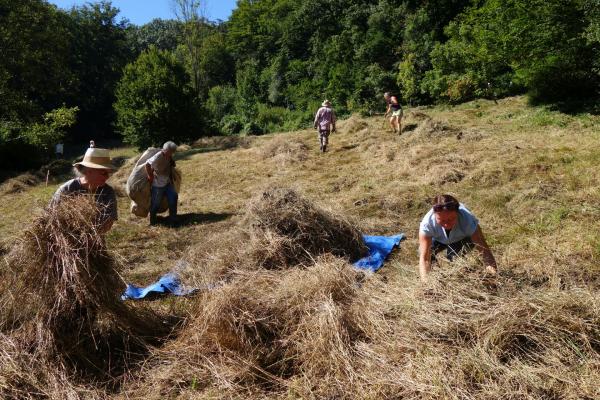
[
  {"xmin": 127, "ymin": 18, "xmax": 183, "ymax": 54},
  {"xmin": 114, "ymin": 47, "xmax": 202, "ymax": 148},
  {"xmin": 67, "ymin": 1, "xmax": 133, "ymax": 139},
  {"xmin": 0, "ymin": 0, "xmax": 74, "ymax": 121}
]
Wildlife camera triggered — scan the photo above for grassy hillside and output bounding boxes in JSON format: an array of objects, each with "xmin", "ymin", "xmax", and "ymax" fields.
[{"xmin": 1, "ymin": 96, "xmax": 599, "ymax": 399}]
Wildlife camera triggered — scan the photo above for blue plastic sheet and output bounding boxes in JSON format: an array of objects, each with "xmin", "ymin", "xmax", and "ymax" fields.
[
  {"xmin": 123, "ymin": 233, "xmax": 405, "ymax": 300},
  {"xmin": 121, "ymin": 272, "xmax": 197, "ymax": 300},
  {"xmin": 354, "ymin": 234, "xmax": 405, "ymax": 272}
]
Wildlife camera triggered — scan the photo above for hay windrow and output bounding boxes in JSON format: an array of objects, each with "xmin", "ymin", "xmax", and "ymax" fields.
[{"xmin": 258, "ymin": 136, "xmax": 309, "ymax": 164}]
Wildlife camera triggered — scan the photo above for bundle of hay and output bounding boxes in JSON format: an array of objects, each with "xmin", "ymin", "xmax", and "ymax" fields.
[
  {"xmin": 0, "ymin": 197, "xmax": 169, "ymax": 397},
  {"xmin": 415, "ymin": 118, "xmax": 458, "ymax": 137},
  {"xmin": 243, "ymin": 188, "xmax": 368, "ymax": 268}
]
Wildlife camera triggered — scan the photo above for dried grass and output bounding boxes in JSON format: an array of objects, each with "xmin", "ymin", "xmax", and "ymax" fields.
[
  {"xmin": 0, "ymin": 173, "xmax": 40, "ymax": 195},
  {"xmin": 339, "ymin": 115, "xmax": 369, "ymax": 134},
  {"xmin": 242, "ymin": 188, "xmax": 368, "ymax": 268},
  {"xmin": 0, "ymin": 197, "xmax": 175, "ymax": 398},
  {"xmin": 258, "ymin": 136, "xmax": 309, "ymax": 164}
]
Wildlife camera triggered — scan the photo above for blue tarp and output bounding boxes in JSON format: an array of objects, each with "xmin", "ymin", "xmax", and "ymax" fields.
[
  {"xmin": 121, "ymin": 272, "xmax": 197, "ymax": 300},
  {"xmin": 123, "ymin": 233, "xmax": 405, "ymax": 300},
  {"xmin": 353, "ymin": 234, "xmax": 405, "ymax": 272}
]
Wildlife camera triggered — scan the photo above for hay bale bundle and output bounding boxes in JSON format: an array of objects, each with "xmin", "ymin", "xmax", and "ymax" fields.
[
  {"xmin": 339, "ymin": 115, "xmax": 368, "ymax": 134},
  {"xmin": 125, "ymin": 147, "xmax": 182, "ymax": 217},
  {"xmin": 0, "ymin": 197, "xmax": 168, "ymax": 397},
  {"xmin": 244, "ymin": 188, "xmax": 368, "ymax": 268},
  {"xmin": 415, "ymin": 118, "xmax": 458, "ymax": 137}
]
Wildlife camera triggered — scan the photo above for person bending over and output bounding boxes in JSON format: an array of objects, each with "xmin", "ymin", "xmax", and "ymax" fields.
[
  {"xmin": 418, "ymin": 194, "xmax": 497, "ymax": 281},
  {"xmin": 145, "ymin": 141, "xmax": 178, "ymax": 225}
]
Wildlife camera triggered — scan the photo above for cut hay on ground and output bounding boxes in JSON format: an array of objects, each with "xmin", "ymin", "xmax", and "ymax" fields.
[
  {"xmin": 0, "ymin": 197, "xmax": 175, "ymax": 398},
  {"xmin": 415, "ymin": 117, "xmax": 458, "ymax": 137},
  {"xmin": 339, "ymin": 115, "xmax": 369, "ymax": 134},
  {"xmin": 0, "ymin": 173, "xmax": 40, "ymax": 195},
  {"xmin": 258, "ymin": 136, "xmax": 309, "ymax": 164},
  {"xmin": 123, "ymin": 256, "xmax": 386, "ymax": 399}
]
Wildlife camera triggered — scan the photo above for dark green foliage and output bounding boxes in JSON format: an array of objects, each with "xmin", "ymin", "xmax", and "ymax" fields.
[
  {"xmin": 127, "ymin": 18, "xmax": 184, "ymax": 54},
  {"xmin": 2, "ymin": 0, "xmax": 599, "ymax": 174},
  {"xmin": 66, "ymin": 1, "xmax": 133, "ymax": 139},
  {"xmin": 114, "ymin": 47, "xmax": 202, "ymax": 148},
  {"xmin": 424, "ymin": 0, "xmax": 598, "ymax": 103},
  {"xmin": 0, "ymin": 0, "xmax": 74, "ymax": 121}
]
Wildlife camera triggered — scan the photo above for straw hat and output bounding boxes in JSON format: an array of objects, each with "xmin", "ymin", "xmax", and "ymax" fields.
[
  {"xmin": 73, "ymin": 147, "xmax": 114, "ymax": 170},
  {"xmin": 322, "ymin": 99, "xmax": 331, "ymax": 107}
]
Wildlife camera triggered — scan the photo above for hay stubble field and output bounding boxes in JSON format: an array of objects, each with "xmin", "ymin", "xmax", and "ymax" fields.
[{"xmin": 1, "ymin": 96, "xmax": 599, "ymax": 399}]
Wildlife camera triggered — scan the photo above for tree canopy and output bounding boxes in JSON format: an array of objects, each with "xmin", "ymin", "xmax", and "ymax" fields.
[{"xmin": 1, "ymin": 0, "xmax": 598, "ymax": 171}]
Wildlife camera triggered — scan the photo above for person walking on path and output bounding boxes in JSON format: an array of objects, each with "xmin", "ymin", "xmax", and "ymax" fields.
[
  {"xmin": 51, "ymin": 147, "xmax": 117, "ymax": 234},
  {"xmin": 313, "ymin": 100, "xmax": 336, "ymax": 152},
  {"xmin": 384, "ymin": 92, "xmax": 403, "ymax": 134},
  {"xmin": 145, "ymin": 141, "xmax": 178, "ymax": 225},
  {"xmin": 55, "ymin": 143, "xmax": 64, "ymax": 159},
  {"xmin": 418, "ymin": 194, "xmax": 497, "ymax": 282}
]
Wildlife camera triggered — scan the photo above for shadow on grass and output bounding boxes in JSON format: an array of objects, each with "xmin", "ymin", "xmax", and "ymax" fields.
[
  {"xmin": 155, "ymin": 212, "xmax": 233, "ymax": 228},
  {"xmin": 531, "ymin": 96, "xmax": 600, "ymax": 116},
  {"xmin": 402, "ymin": 123, "xmax": 418, "ymax": 133},
  {"xmin": 174, "ymin": 147, "xmax": 224, "ymax": 161}
]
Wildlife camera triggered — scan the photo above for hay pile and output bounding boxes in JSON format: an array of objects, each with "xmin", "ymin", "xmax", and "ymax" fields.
[
  {"xmin": 125, "ymin": 257, "xmax": 387, "ymax": 399},
  {"xmin": 415, "ymin": 117, "xmax": 458, "ymax": 137},
  {"xmin": 243, "ymin": 188, "xmax": 368, "ymax": 268},
  {"xmin": 0, "ymin": 197, "xmax": 172, "ymax": 398},
  {"xmin": 258, "ymin": 136, "xmax": 309, "ymax": 164},
  {"xmin": 339, "ymin": 115, "xmax": 368, "ymax": 134},
  {"xmin": 0, "ymin": 173, "xmax": 40, "ymax": 195}
]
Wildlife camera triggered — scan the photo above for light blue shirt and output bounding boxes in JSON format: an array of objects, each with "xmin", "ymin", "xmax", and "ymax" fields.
[{"xmin": 419, "ymin": 204, "xmax": 479, "ymax": 245}]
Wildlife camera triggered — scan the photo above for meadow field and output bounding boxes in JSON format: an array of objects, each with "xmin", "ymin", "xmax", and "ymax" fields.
[{"xmin": 1, "ymin": 96, "xmax": 599, "ymax": 399}]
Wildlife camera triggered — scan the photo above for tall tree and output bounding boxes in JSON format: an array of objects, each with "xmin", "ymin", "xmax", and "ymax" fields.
[
  {"xmin": 67, "ymin": 1, "xmax": 133, "ymax": 139},
  {"xmin": 172, "ymin": 0, "xmax": 206, "ymax": 97},
  {"xmin": 114, "ymin": 47, "xmax": 202, "ymax": 148}
]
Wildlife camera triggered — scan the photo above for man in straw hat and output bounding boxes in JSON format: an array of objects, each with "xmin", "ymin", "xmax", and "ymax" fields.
[
  {"xmin": 51, "ymin": 146, "xmax": 118, "ymax": 234},
  {"xmin": 313, "ymin": 99, "xmax": 336, "ymax": 152},
  {"xmin": 145, "ymin": 141, "xmax": 179, "ymax": 225}
]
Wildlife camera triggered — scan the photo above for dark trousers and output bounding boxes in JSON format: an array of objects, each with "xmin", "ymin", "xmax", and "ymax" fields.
[
  {"xmin": 431, "ymin": 237, "xmax": 473, "ymax": 262},
  {"xmin": 150, "ymin": 183, "xmax": 178, "ymax": 220},
  {"xmin": 318, "ymin": 128, "xmax": 330, "ymax": 148}
]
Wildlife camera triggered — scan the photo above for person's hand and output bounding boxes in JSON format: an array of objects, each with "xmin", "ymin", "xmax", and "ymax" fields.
[{"xmin": 147, "ymin": 175, "xmax": 153, "ymax": 183}]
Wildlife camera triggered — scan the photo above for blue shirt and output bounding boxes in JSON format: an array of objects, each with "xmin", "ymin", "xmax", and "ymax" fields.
[{"xmin": 419, "ymin": 204, "xmax": 478, "ymax": 245}]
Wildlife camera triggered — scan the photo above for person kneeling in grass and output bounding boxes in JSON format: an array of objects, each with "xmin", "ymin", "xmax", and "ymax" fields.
[{"xmin": 418, "ymin": 194, "xmax": 497, "ymax": 281}]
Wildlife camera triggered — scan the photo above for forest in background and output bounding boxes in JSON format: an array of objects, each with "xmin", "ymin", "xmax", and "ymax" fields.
[{"xmin": 1, "ymin": 0, "xmax": 599, "ymax": 170}]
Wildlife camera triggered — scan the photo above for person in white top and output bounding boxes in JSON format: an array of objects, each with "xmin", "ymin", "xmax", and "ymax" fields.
[
  {"xmin": 418, "ymin": 194, "xmax": 497, "ymax": 281},
  {"xmin": 145, "ymin": 141, "xmax": 178, "ymax": 225}
]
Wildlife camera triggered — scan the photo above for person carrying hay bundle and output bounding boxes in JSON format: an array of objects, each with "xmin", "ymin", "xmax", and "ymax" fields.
[
  {"xmin": 145, "ymin": 141, "xmax": 179, "ymax": 225},
  {"xmin": 383, "ymin": 92, "xmax": 403, "ymax": 134},
  {"xmin": 50, "ymin": 146, "xmax": 117, "ymax": 234},
  {"xmin": 313, "ymin": 100, "xmax": 336, "ymax": 152},
  {"xmin": 418, "ymin": 194, "xmax": 497, "ymax": 281}
]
